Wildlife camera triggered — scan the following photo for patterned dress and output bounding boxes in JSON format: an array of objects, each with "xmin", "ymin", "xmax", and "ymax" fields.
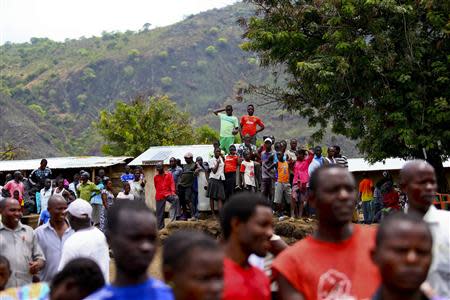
[{"xmin": 99, "ymin": 189, "xmax": 115, "ymax": 233}]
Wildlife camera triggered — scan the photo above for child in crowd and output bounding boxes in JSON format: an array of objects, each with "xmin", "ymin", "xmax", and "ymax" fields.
[
  {"xmin": 291, "ymin": 149, "xmax": 314, "ymax": 218},
  {"xmin": 162, "ymin": 230, "xmax": 223, "ymax": 300},
  {"xmin": 274, "ymin": 152, "xmax": 291, "ymax": 220},
  {"xmin": 224, "ymin": 145, "xmax": 239, "ymax": 201},
  {"xmin": 208, "ymin": 148, "xmax": 226, "ymax": 216},
  {"xmin": 240, "ymin": 151, "xmax": 256, "ymax": 192}
]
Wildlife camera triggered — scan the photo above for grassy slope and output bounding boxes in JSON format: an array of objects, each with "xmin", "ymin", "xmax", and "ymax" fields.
[{"xmin": 0, "ymin": 3, "xmax": 358, "ymax": 158}]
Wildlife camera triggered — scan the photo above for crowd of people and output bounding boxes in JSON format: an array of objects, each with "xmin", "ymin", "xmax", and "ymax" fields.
[
  {"xmin": 0, "ymin": 103, "xmax": 448, "ymax": 299},
  {"xmin": 0, "ymin": 161, "xmax": 448, "ymax": 300}
]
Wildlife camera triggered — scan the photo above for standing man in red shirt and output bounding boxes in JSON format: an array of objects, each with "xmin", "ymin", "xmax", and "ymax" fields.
[
  {"xmin": 153, "ymin": 162, "xmax": 180, "ymax": 230},
  {"xmin": 272, "ymin": 165, "xmax": 380, "ymax": 300},
  {"xmin": 221, "ymin": 192, "xmax": 272, "ymax": 300},
  {"xmin": 240, "ymin": 104, "xmax": 265, "ymax": 145}
]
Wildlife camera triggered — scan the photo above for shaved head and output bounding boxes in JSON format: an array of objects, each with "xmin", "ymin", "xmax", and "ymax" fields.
[
  {"xmin": 400, "ymin": 160, "xmax": 434, "ymax": 185},
  {"xmin": 400, "ymin": 160, "xmax": 437, "ymax": 214},
  {"xmin": 48, "ymin": 195, "xmax": 66, "ymax": 209}
]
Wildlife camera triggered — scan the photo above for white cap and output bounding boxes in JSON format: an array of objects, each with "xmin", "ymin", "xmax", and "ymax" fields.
[
  {"xmin": 65, "ymin": 198, "xmax": 92, "ymax": 219},
  {"xmin": 264, "ymin": 137, "xmax": 273, "ymax": 143}
]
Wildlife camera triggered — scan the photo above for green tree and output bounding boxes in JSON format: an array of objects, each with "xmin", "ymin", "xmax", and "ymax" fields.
[
  {"xmin": 28, "ymin": 104, "xmax": 46, "ymax": 117},
  {"xmin": 195, "ymin": 125, "xmax": 219, "ymax": 144},
  {"xmin": 96, "ymin": 95, "xmax": 195, "ymax": 156},
  {"xmin": 242, "ymin": 0, "xmax": 450, "ymax": 191}
]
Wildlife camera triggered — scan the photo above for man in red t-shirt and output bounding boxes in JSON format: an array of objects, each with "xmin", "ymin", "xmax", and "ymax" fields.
[
  {"xmin": 221, "ymin": 192, "xmax": 272, "ymax": 300},
  {"xmin": 272, "ymin": 165, "xmax": 380, "ymax": 300},
  {"xmin": 153, "ymin": 163, "xmax": 180, "ymax": 230},
  {"xmin": 240, "ymin": 104, "xmax": 264, "ymax": 145},
  {"xmin": 224, "ymin": 145, "xmax": 239, "ymax": 201}
]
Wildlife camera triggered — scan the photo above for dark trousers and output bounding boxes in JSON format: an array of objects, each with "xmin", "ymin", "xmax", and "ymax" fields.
[
  {"xmin": 224, "ymin": 172, "xmax": 236, "ymax": 200},
  {"xmin": 177, "ymin": 185, "xmax": 192, "ymax": 216},
  {"xmin": 192, "ymin": 191, "xmax": 199, "ymax": 219},
  {"xmin": 261, "ymin": 178, "xmax": 273, "ymax": 204},
  {"xmin": 156, "ymin": 195, "xmax": 180, "ymax": 230}
]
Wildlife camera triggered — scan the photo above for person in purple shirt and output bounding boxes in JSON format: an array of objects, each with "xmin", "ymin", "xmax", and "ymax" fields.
[{"xmin": 85, "ymin": 200, "xmax": 173, "ymax": 300}]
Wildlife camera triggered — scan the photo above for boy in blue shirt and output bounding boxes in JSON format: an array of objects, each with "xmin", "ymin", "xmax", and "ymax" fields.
[{"xmin": 86, "ymin": 201, "xmax": 173, "ymax": 300}]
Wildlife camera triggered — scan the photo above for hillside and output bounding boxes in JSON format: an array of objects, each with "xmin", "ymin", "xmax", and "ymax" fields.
[{"xmin": 0, "ymin": 2, "xmax": 358, "ymax": 158}]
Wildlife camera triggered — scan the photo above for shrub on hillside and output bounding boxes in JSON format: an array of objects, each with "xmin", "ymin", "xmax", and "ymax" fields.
[
  {"xmin": 160, "ymin": 76, "xmax": 173, "ymax": 87},
  {"xmin": 217, "ymin": 37, "xmax": 228, "ymax": 46},
  {"xmin": 123, "ymin": 65, "xmax": 135, "ymax": 77},
  {"xmin": 81, "ymin": 68, "xmax": 96, "ymax": 81},
  {"xmin": 28, "ymin": 104, "xmax": 46, "ymax": 117},
  {"xmin": 196, "ymin": 60, "xmax": 208, "ymax": 69},
  {"xmin": 209, "ymin": 27, "xmax": 219, "ymax": 35},
  {"xmin": 158, "ymin": 50, "xmax": 168, "ymax": 59},
  {"xmin": 205, "ymin": 45, "xmax": 218, "ymax": 56}
]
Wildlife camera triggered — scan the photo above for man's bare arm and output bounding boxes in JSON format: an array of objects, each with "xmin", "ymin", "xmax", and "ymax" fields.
[
  {"xmin": 277, "ymin": 274, "xmax": 305, "ymax": 300},
  {"xmin": 213, "ymin": 108, "xmax": 227, "ymax": 115}
]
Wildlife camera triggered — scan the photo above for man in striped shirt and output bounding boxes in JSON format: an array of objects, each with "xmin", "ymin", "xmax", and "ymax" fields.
[{"xmin": 334, "ymin": 145, "xmax": 348, "ymax": 168}]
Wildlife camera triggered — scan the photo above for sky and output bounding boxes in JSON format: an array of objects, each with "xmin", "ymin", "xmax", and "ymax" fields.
[{"xmin": 0, "ymin": 0, "xmax": 239, "ymax": 44}]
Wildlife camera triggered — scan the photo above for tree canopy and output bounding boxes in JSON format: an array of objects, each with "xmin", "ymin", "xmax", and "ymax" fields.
[
  {"xmin": 242, "ymin": 0, "xmax": 450, "ymax": 191},
  {"xmin": 96, "ymin": 95, "xmax": 196, "ymax": 157}
]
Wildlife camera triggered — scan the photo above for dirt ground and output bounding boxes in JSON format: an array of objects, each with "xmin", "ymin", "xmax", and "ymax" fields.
[{"xmin": 109, "ymin": 217, "xmax": 317, "ymax": 281}]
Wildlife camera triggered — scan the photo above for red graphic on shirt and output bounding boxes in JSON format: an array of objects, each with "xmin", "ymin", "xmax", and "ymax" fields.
[{"xmin": 317, "ymin": 269, "xmax": 354, "ymax": 300}]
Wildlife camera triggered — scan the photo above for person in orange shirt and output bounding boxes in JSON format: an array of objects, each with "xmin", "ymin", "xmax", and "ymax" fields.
[
  {"xmin": 272, "ymin": 165, "xmax": 380, "ymax": 300},
  {"xmin": 274, "ymin": 152, "xmax": 291, "ymax": 220},
  {"xmin": 240, "ymin": 104, "xmax": 265, "ymax": 145},
  {"xmin": 359, "ymin": 172, "xmax": 375, "ymax": 224}
]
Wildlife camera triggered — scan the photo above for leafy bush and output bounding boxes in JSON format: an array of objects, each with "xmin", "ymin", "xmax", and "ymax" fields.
[
  {"xmin": 217, "ymin": 37, "xmax": 228, "ymax": 46},
  {"xmin": 81, "ymin": 68, "xmax": 96, "ymax": 81},
  {"xmin": 78, "ymin": 48, "xmax": 89, "ymax": 56},
  {"xmin": 209, "ymin": 27, "xmax": 219, "ymax": 35},
  {"xmin": 247, "ymin": 57, "xmax": 257, "ymax": 65},
  {"xmin": 28, "ymin": 104, "xmax": 46, "ymax": 117},
  {"xmin": 158, "ymin": 50, "xmax": 168, "ymax": 59},
  {"xmin": 76, "ymin": 94, "xmax": 87, "ymax": 107},
  {"xmin": 123, "ymin": 65, "xmax": 135, "ymax": 77},
  {"xmin": 196, "ymin": 60, "xmax": 208, "ymax": 69},
  {"xmin": 160, "ymin": 76, "xmax": 173, "ymax": 86},
  {"xmin": 180, "ymin": 61, "xmax": 189, "ymax": 67},
  {"xmin": 205, "ymin": 45, "xmax": 218, "ymax": 56},
  {"xmin": 195, "ymin": 125, "xmax": 219, "ymax": 144},
  {"xmin": 128, "ymin": 49, "xmax": 140, "ymax": 59}
]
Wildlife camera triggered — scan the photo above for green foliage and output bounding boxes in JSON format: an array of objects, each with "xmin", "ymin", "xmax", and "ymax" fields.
[
  {"xmin": 128, "ymin": 49, "xmax": 140, "ymax": 60},
  {"xmin": 160, "ymin": 76, "xmax": 173, "ymax": 86},
  {"xmin": 180, "ymin": 61, "xmax": 189, "ymax": 67},
  {"xmin": 81, "ymin": 67, "xmax": 96, "ymax": 81},
  {"xmin": 123, "ymin": 65, "xmax": 135, "ymax": 77},
  {"xmin": 243, "ymin": 0, "xmax": 450, "ymax": 190},
  {"xmin": 28, "ymin": 104, "xmax": 46, "ymax": 117},
  {"xmin": 158, "ymin": 50, "xmax": 169, "ymax": 59},
  {"xmin": 196, "ymin": 60, "xmax": 208, "ymax": 69},
  {"xmin": 195, "ymin": 125, "xmax": 219, "ymax": 144},
  {"xmin": 247, "ymin": 57, "xmax": 257, "ymax": 65},
  {"xmin": 96, "ymin": 95, "xmax": 195, "ymax": 156},
  {"xmin": 77, "ymin": 48, "xmax": 89, "ymax": 56},
  {"xmin": 217, "ymin": 37, "xmax": 228, "ymax": 46},
  {"xmin": 76, "ymin": 94, "xmax": 87, "ymax": 107},
  {"xmin": 209, "ymin": 27, "xmax": 219, "ymax": 35},
  {"xmin": 205, "ymin": 45, "xmax": 218, "ymax": 56}
]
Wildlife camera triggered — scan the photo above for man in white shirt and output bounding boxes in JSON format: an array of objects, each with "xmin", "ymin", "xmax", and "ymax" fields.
[
  {"xmin": 400, "ymin": 160, "xmax": 450, "ymax": 297},
  {"xmin": 58, "ymin": 199, "xmax": 110, "ymax": 282}
]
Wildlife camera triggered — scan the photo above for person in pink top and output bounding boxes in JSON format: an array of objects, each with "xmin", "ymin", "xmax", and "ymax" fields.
[
  {"xmin": 291, "ymin": 149, "xmax": 314, "ymax": 218},
  {"xmin": 4, "ymin": 171, "xmax": 25, "ymax": 200}
]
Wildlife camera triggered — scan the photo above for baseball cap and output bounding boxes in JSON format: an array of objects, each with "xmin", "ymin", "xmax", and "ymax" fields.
[
  {"xmin": 65, "ymin": 198, "xmax": 92, "ymax": 219},
  {"xmin": 264, "ymin": 137, "xmax": 273, "ymax": 143}
]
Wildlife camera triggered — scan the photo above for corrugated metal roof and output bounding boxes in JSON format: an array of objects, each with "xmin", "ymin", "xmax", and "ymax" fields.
[
  {"xmin": 129, "ymin": 145, "xmax": 216, "ymax": 166},
  {"xmin": 0, "ymin": 156, "xmax": 133, "ymax": 172},
  {"xmin": 129, "ymin": 145, "xmax": 450, "ymax": 172},
  {"xmin": 348, "ymin": 158, "xmax": 450, "ymax": 172}
]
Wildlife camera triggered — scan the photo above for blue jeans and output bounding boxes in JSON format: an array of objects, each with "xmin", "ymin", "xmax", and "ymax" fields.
[{"xmin": 362, "ymin": 200, "xmax": 373, "ymax": 224}]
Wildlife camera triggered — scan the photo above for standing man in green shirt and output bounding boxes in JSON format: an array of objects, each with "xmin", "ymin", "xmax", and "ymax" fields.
[
  {"xmin": 214, "ymin": 105, "xmax": 239, "ymax": 154},
  {"xmin": 77, "ymin": 172, "xmax": 100, "ymax": 203}
]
